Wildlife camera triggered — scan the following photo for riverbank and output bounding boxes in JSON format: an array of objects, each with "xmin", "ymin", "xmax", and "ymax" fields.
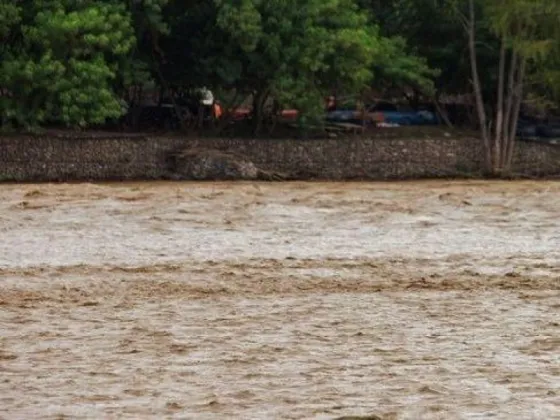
[{"xmin": 1, "ymin": 129, "xmax": 559, "ymax": 181}]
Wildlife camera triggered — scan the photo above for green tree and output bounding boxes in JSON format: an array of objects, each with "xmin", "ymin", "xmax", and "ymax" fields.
[
  {"xmin": 360, "ymin": 1, "xmax": 462, "ymax": 99},
  {"xmin": 370, "ymin": 35, "xmax": 439, "ymax": 101},
  {"xmin": 530, "ymin": 49, "xmax": 560, "ymax": 111},
  {"xmin": 152, "ymin": 0, "xmax": 385, "ymax": 134},
  {"xmin": 213, "ymin": 0, "xmax": 378, "ymax": 134},
  {"xmin": 117, "ymin": 0, "xmax": 169, "ymax": 103},
  {"xmin": 0, "ymin": 0, "xmax": 135, "ymax": 129},
  {"xmin": 448, "ymin": 0, "xmax": 560, "ymax": 174}
]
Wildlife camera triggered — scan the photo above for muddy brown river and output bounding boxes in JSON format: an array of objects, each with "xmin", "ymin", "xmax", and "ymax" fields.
[{"xmin": 0, "ymin": 181, "xmax": 559, "ymax": 419}]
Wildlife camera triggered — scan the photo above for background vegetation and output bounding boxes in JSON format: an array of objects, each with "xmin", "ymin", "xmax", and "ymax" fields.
[{"xmin": 1, "ymin": 0, "xmax": 559, "ymax": 174}]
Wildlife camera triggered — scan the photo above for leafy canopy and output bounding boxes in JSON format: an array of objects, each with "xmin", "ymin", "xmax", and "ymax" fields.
[{"xmin": 0, "ymin": 0, "xmax": 135, "ymax": 129}]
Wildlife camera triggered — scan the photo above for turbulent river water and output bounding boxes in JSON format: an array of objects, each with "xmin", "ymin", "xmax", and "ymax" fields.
[{"xmin": 0, "ymin": 181, "xmax": 559, "ymax": 419}]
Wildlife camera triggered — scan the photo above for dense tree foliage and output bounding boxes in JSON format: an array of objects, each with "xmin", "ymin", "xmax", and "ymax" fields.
[
  {"xmin": 0, "ymin": 0, "xmax": 135, "ymax": 128},
  {"xmin": 1, "ymin": 0, "xmax": 559, "ymax": 172},
  {"xmin": 154, "ymin": 0, "xmax": 379, "ymax": 133}
]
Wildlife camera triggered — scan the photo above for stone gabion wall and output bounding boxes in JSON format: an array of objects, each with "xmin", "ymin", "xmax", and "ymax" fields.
[{"xmin": 0, "ymin": 133, "xmax": 559, "ymax": 181}]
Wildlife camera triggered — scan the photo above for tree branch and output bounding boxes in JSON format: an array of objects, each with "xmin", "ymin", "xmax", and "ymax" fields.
[
  {"xmin": 505, "ymin": 58, "xmax": 527, "ymax": 168},
  {"xmin": 466, "ymin": 0, "xmax": 491, "ymax": 170},
  {"xmin": 494, "ymin": 38, "xmax": 506, "ymax": 171},
  {"xmin": 503, "ymin": 50, "xmax": 519, "ymax": 146}
]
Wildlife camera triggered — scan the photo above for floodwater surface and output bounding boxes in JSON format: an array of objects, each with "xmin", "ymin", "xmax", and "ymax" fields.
[{"xmin": 0, "ymin": 181, "xmax": 559, "ymax": 419}]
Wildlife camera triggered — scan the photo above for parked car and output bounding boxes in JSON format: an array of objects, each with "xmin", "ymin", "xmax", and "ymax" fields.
[
  {"xmin": 516, "ymin": 117, "xmax": 560, "ymax": 140},
  {"xmin": 516, "ymin": 118, "xmax": 538, "ymax": 138},
  {"xmin": 326, "ymin": 101, "xmax": 438, "ymax": 126},
  {"xmin": 536, "ymin": 124, "xmax": 560, "ymax": 138},
  {"xmin": 230, "ymin": 107, "xmax": 299, "ymax": 121}
]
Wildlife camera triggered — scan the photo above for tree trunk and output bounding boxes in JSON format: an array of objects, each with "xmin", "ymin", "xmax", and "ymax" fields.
[
  {"xmin": 252, "ymin": 89, "xmax": 269, "ymax": 137},
  {"xmin": 266, "ymin": 99, "xmax": 281, "ymax": 135},
  {"xmin": 360, "ymin": 92, "xmax": 367, "ymax": 133},
  {"xmin": 504, "ymin": 59, "xmax": 526, "ymax": 171},
  {"xmin": 432, "ymin": 94, "xmax": 454, "ymax": 128},
  {"xmin": 466, "ymin": 0, "xmax": 492, "ymax": 172},
  {"xmin": 196, "ymin": 103, "xmax": 204, "ymax": 130},
  {"xmin": 213, "ymin": 91, "xmax": 244, "ymax": 135},
  {"xmin": 493, "ymin": 40, "xmax": 506, "ymax": 174},
  {"xmin": 150, "ymin": 49, "xmax": 189, "ymax": 133},
  {"xmin": 502, "ymin": 50, "xmax": 518, "ymax": 159}
]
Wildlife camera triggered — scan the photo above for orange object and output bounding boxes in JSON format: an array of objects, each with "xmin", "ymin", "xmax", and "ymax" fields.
[
  {"xmin": 281, "ymin": 109, "xmax": 298, "ymax": 120},
  {"xmin": 213, "ymin": 102, "xmax": 223, "ymax": 119},
  {"xmin": 371, "ymin": 112, "xmax": 385, "ymax": 122}
]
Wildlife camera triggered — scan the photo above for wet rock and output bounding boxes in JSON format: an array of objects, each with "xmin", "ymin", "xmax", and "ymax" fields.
[
  {"xmin": 169, "ymin": 148, "xmax": 287, "ymax": 180},
  {"xmin": 170, "ymin": 148, "xmax": 259, "ymax": 180}
]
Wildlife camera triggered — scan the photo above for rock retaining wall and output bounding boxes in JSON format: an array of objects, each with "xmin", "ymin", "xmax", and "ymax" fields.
[{"xmin": 0, "ymin": 133, "xmax": 559, "ymax": 181}]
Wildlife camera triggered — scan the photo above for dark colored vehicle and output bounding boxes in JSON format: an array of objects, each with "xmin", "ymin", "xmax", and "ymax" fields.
[
  {"xmin": 516, "ymin": 117, "xmax": 560, "ymax": 141},
  {"xmin": 326, "ymin": 101, "xmax": 438, "ymax": 126}
]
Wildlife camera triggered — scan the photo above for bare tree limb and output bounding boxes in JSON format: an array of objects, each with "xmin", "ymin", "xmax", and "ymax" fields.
[
  {"xmin": 505, "ymin": 58, "xmax": 527, "ymax": 168},
  {"xmin": 502, "ymin": 50, "xmax": 519, "ymax": 149},
  {"xmin": 494, "ymin": 39, "xmax": 506, "ymax": 172},
  {"xmin": 466, "ymin": 0, "xmax": 491, "ymax": 171}
]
